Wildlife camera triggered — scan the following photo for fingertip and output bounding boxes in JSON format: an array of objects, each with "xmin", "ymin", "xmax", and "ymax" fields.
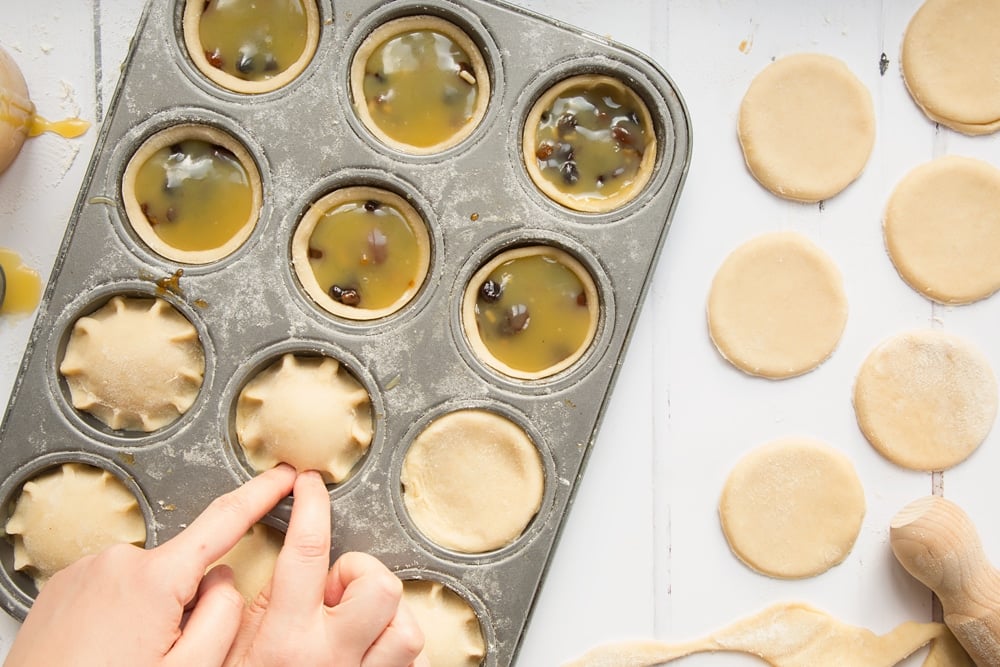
[{"xmin": 204, "ymin": 563, "xmax": 236, "ymax": 586}]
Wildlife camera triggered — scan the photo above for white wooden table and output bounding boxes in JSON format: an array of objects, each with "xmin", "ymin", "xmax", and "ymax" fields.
[{"xmin": 1, "ymin": 1, "xmax": 998, "ymax": 665}]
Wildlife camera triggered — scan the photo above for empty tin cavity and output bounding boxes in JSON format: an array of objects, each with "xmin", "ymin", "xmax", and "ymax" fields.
[
  {"xmin": 350, "ymin": 15, "xmax": 490, "ymax": 154},
  {"xmin": 292, "ymin": 186, "xmax": 431, "ymax": 321},
  {"xmin": 182, "ymin": 0, "xmax": 320, "ymax": 94},
  {"xmin": 234, "ymin": 353, "xmax": 374, "ymax": 484},
  {"xmin": 122, "ymin": 123, "xmax": 262, "ymax": 264},
  {"xmin": 4, "ymin": 462, "xmax": 147, "ymax": 591},
  {"xmin": 400, "ymin": 409, "xmax": 544, "ymax": 554},
  {"xmin": 462, "ymin": 245, "xmax": 599, "ymax": 380},
  {"xmin": 523, "ymin": 74, "xmax": 656, "ymax": 213},
  {"xmin": 402, "ymin": 578, "xmax": 487, "ymax": 667},
  {"xmin": 58, "ymin": 295, "xmax": 205, "ymax": 433}
]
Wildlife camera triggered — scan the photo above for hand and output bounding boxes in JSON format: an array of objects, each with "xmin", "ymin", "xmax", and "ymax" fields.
[
  {"xmin": 5, "ymin": 464, "xmax": 298, "ymax": 667},
  {"xmin": 224, "ymin": 470, "xmax": 427, "ymax": 667}
]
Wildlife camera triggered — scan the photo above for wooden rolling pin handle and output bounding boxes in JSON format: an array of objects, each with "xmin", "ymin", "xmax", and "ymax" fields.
[{"xmin": 890, "ymin": 496, "xmax": 1000, "ymax": 666}]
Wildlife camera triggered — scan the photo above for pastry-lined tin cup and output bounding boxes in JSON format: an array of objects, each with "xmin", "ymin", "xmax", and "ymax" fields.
[
  {"xmin": 0, "ymin": 0, "xmax": 691, "ymax": 664},
  {"xmin": 182, "ymin": 0, "xmax": 321, "ymax": 95},
  {"xmin": 121, "ymin": 122, "xmax": 264, "ymax": 265},
  {"xmin": 0, "ymin": 452, "xmax": 157, "ymax": 618}
]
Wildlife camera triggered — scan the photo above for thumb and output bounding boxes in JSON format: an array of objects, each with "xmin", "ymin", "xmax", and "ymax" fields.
[{"xmin": 165, "ymin": 565, "xmax": 244, "ymax": 667}]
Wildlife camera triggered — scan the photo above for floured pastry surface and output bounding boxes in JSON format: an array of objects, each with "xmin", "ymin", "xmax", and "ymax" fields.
[
  {"xmin": 401, "ymin": 409, "xmax": 544, "ymax": 553},
  {"xmin": 884, "ymin": 156, "xmax": 1000, "ymax": 304},
  {"xmin": 211, "ymin": 522, "xmax": 284, "ymax": 602},
  {"xmin": 853, "ymin": 330, "xmax": 998, "ymax": 471},
  {"xmin": 901, "ymin": 0, "xmax": 1000, "ymax": 134},
  {"xmin": 59, "ymin": 296, "xmax": 205, "ymax": 432},
  {"xmin": 5, "ymin": 463, "xmax": 147, "ymax": 590},
  {"xmin": 719, "ymin": 438, "xmax": 865, "ymax": 579},
  {"xmin": 707, "ymin": 232, "xmax": 848, "ymax": 379},
  {"xmin": 235, "ymin": 353, "xmax": 373, "ymax": 483},
  {"xmin": 403, "ymin": 579, "xmax": 486, "ymax": 667},
  {"xmin": 564, "ymin": 601, "xmax": 972, "ymax": 667},
  {"xmin": 738, "ymin": 53, "xmax": 874, "ymax": 202}
]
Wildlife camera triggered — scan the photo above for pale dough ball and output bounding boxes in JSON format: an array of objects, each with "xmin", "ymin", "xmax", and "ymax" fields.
[
  {"xmin": 5, "ymin": 463, "xmax": 147, "ymax": 589},
  {"xmin": 707, "ymin": 231, "xmax": 848, "ymax": 379},
  {"xmin": 884, "ymin": 156, "xmax": 1000, "ymax": 304},
  {"xmin": 738, "ymin": 53, "xmax": 875, "ymax": 202},
  {"xmin": 0, "ymin": 46, "xmax": 32, "ymax": 175},
  {"xmin": 402, "ymin": 579, "xmax": 486, "ymax": 667},
  {"xmin": 236, "ymin": 353, "xmax": 373, "ymax": 484},
  {"xmin": 401, "ymin": 409, "xmax": 544, "ymax": 553},
  {"xmin": 901, "ymin": 0, "xmax": 1000, "ymax": 134},
  {"xmin": 853, "ymin": 330, "xmax": 998, "ymax": 471},
  {"xmin": 211, "ymin": 523, "xmax": 283, "ymax": 602},
  {"xmin": 719, "ymin": 438, "xmax": 866, "ymax": 579}
]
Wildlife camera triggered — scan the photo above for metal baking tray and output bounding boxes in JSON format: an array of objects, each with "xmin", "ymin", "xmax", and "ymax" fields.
[{"xmin": 0, "ymin": 0, "xmax": 690, "ymax": 664}]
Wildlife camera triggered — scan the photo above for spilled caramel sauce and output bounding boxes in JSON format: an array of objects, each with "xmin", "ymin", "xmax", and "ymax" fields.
[{"xmin": 0, "ymin": 247, "xmax": 42, "ymax": 315}]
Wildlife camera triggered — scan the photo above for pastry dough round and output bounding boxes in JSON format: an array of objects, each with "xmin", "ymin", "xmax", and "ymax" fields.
[
  {"xmin": 402, "ymin": 579, "xmax": 486, "ymax": 667},
  {"xmin": 211, "ymin": 523, "xmax": 283, "ymax": 602},
  {"xmin": 122, "ymin": 124, "xmax": 263, "ymax": 265},
  {"xmin": 707, "ymin": 232, "xmax": 848, "ymax": 379},
  {"xmin": 59, "ymin": 296, "xmax": 205, "ymax": 432},
  {"xmin": 5, "ymin": 463, "xmax": 147, "ymax": 589},
  {"xmin": 182, "ymin": 0, "xmax": 320, "ymax": 95},
  {"xmin": 350, "ymin": 15, "xmax": 490, "ymax": 155},
  {"xmin": 853, "ymin": 330, "xmax": 998, "ymax": 471},
  {"xmin": 235, "ymin": 353, "xmax": 373, "ymax": 483},
  {"xmin": 0, "ymin": 46, "xmax": 33, "ymax": 175},
  {"xmin": 401, "ymin": 409, "xmax": 544, "ymax": 553},
  {"xmin": 901, "ymin": 0, "xmax": 1000, "ymax": 134},
  {"xmin": 884, "ymin": 156, "xmax": 1000, "ymax": 304},
  {"xmin": 719, "ymin": 438, "xmax": 865, "ymax": 579},
  {"xmin": 738, "ymin": 54, "xmax": 875, "ymax": 202}
]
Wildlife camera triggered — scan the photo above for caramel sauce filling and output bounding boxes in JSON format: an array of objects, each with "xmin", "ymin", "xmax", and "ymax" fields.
[
  {"xmin": 362, "ymin": 29, "xmax": 479, "ymax": 148},
  {"xmin": 132, "ymin": 139, "xmax": 253, "ymax": 253},
  {"xmin": 306, "ymin": 198, "xmax": 424, "ymax": 310},
  {"xmin": 199, "ymin": 0, "xmax": 308, "ymax": 82},
  {"xmin": 474, "ymin": 254, "xmax": 593, "ymax": 373},
  {"xmin": 533, "ymin": 81, "xmax": 649, "ymax": 202},
  {"xmin": 0, "ymin": 247, "xmax": 41, "ymax": 314}
]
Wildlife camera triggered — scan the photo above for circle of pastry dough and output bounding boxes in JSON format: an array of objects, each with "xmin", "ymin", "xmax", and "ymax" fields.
[
  {"xmin": 738, "ymin": 54, "xmax": 875, "ymax": 202},
  {"xmin": 350, "ymin": 15, "xmax": 490, "ymax": 155},
  {"xmin": 59, "ymin": 296, "xmax": 205, "ymax": 432},
  {"xmin": 292, "ymin": 186, "xmax": 431, "ymax": 320},
  {"xmin": 884, "ymin": 156, "xmax": 1000, "ymax": 304},
  {"xmin": 522, "ymin": 74, "xmax": 658, "ymax": 213},
  {"xmin": 461, "ymin": 245, "xmax": 600, "ymax": 380},
  {"xmin": 402, "ymin": 579, "xmax": 486, "ymax": 667},
  {"xmin": 5, "ymin": 463, "xmax": 147, "ymax": 589},
  {"xmin": 211, "ymin": 523, "xmax": 283, "ymax": 602},
  {"xmin": 0, "ymin": 46, "xmax": 32, "ymax": 175},
  {"xmin": 122, "ymin": 123, "xmax": 262, "ymax": 264},
  {"xmin": 401, "ymin": 409, "xmax": 544, "ymax": 553},
  {"xmin": 901, "ymin": 0, "xmax": 1000, "ymax": 134},
  {"xmin": 182, "ymin": 0, "xmax": 320, "ymax": 95},
  {"xmin": 719, "ymin": 438, "xmax": 865, "ymax": 579},
  {"xmin": 235, "ymin": 353, "xmax": 373, "ymax": 484},
  {"xmin": 853, "ymin": 330, "xmax": 998, "ymax": 471},
  {"xmin": 707, "ymin": 231, "xmax": 848, "ymax": 379}
]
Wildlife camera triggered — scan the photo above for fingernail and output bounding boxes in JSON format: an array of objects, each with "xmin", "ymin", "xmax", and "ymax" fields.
[
  {"xmin": 275, "ymin": 463, "xmax": 295, "ymax": 474},
  {"xmin": 302, "ymin": 470, "xmax": 323, "ymax": 483}
]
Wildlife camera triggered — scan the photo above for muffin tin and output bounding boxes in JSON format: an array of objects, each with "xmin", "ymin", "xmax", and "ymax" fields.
[{"xmin": 0, "ymin": 0, "xmax": 690, "ymax": 663}]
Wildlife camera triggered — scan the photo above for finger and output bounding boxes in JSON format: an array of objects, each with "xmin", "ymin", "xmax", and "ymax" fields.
[
  {"xmin": 157, "ymin": 465, "xmax": 296, "ymax": 577},
  {"xmin": 325, "ymin": 552, "xmax": 403, "ymax": 662},
  {"xmin": 266, "ymin": 471, "xmax": 331, "ymax": 619},
  {"xmin": 166, "ymin": 565, "xmax": 244, "ymax": 667},
  {"xmin": 225, "ymin": 578, "xmax": 272, "ymax": 665},
  {"xmin": 361, "ymin": 600, "xmax": 425, "ymax": 667}
]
